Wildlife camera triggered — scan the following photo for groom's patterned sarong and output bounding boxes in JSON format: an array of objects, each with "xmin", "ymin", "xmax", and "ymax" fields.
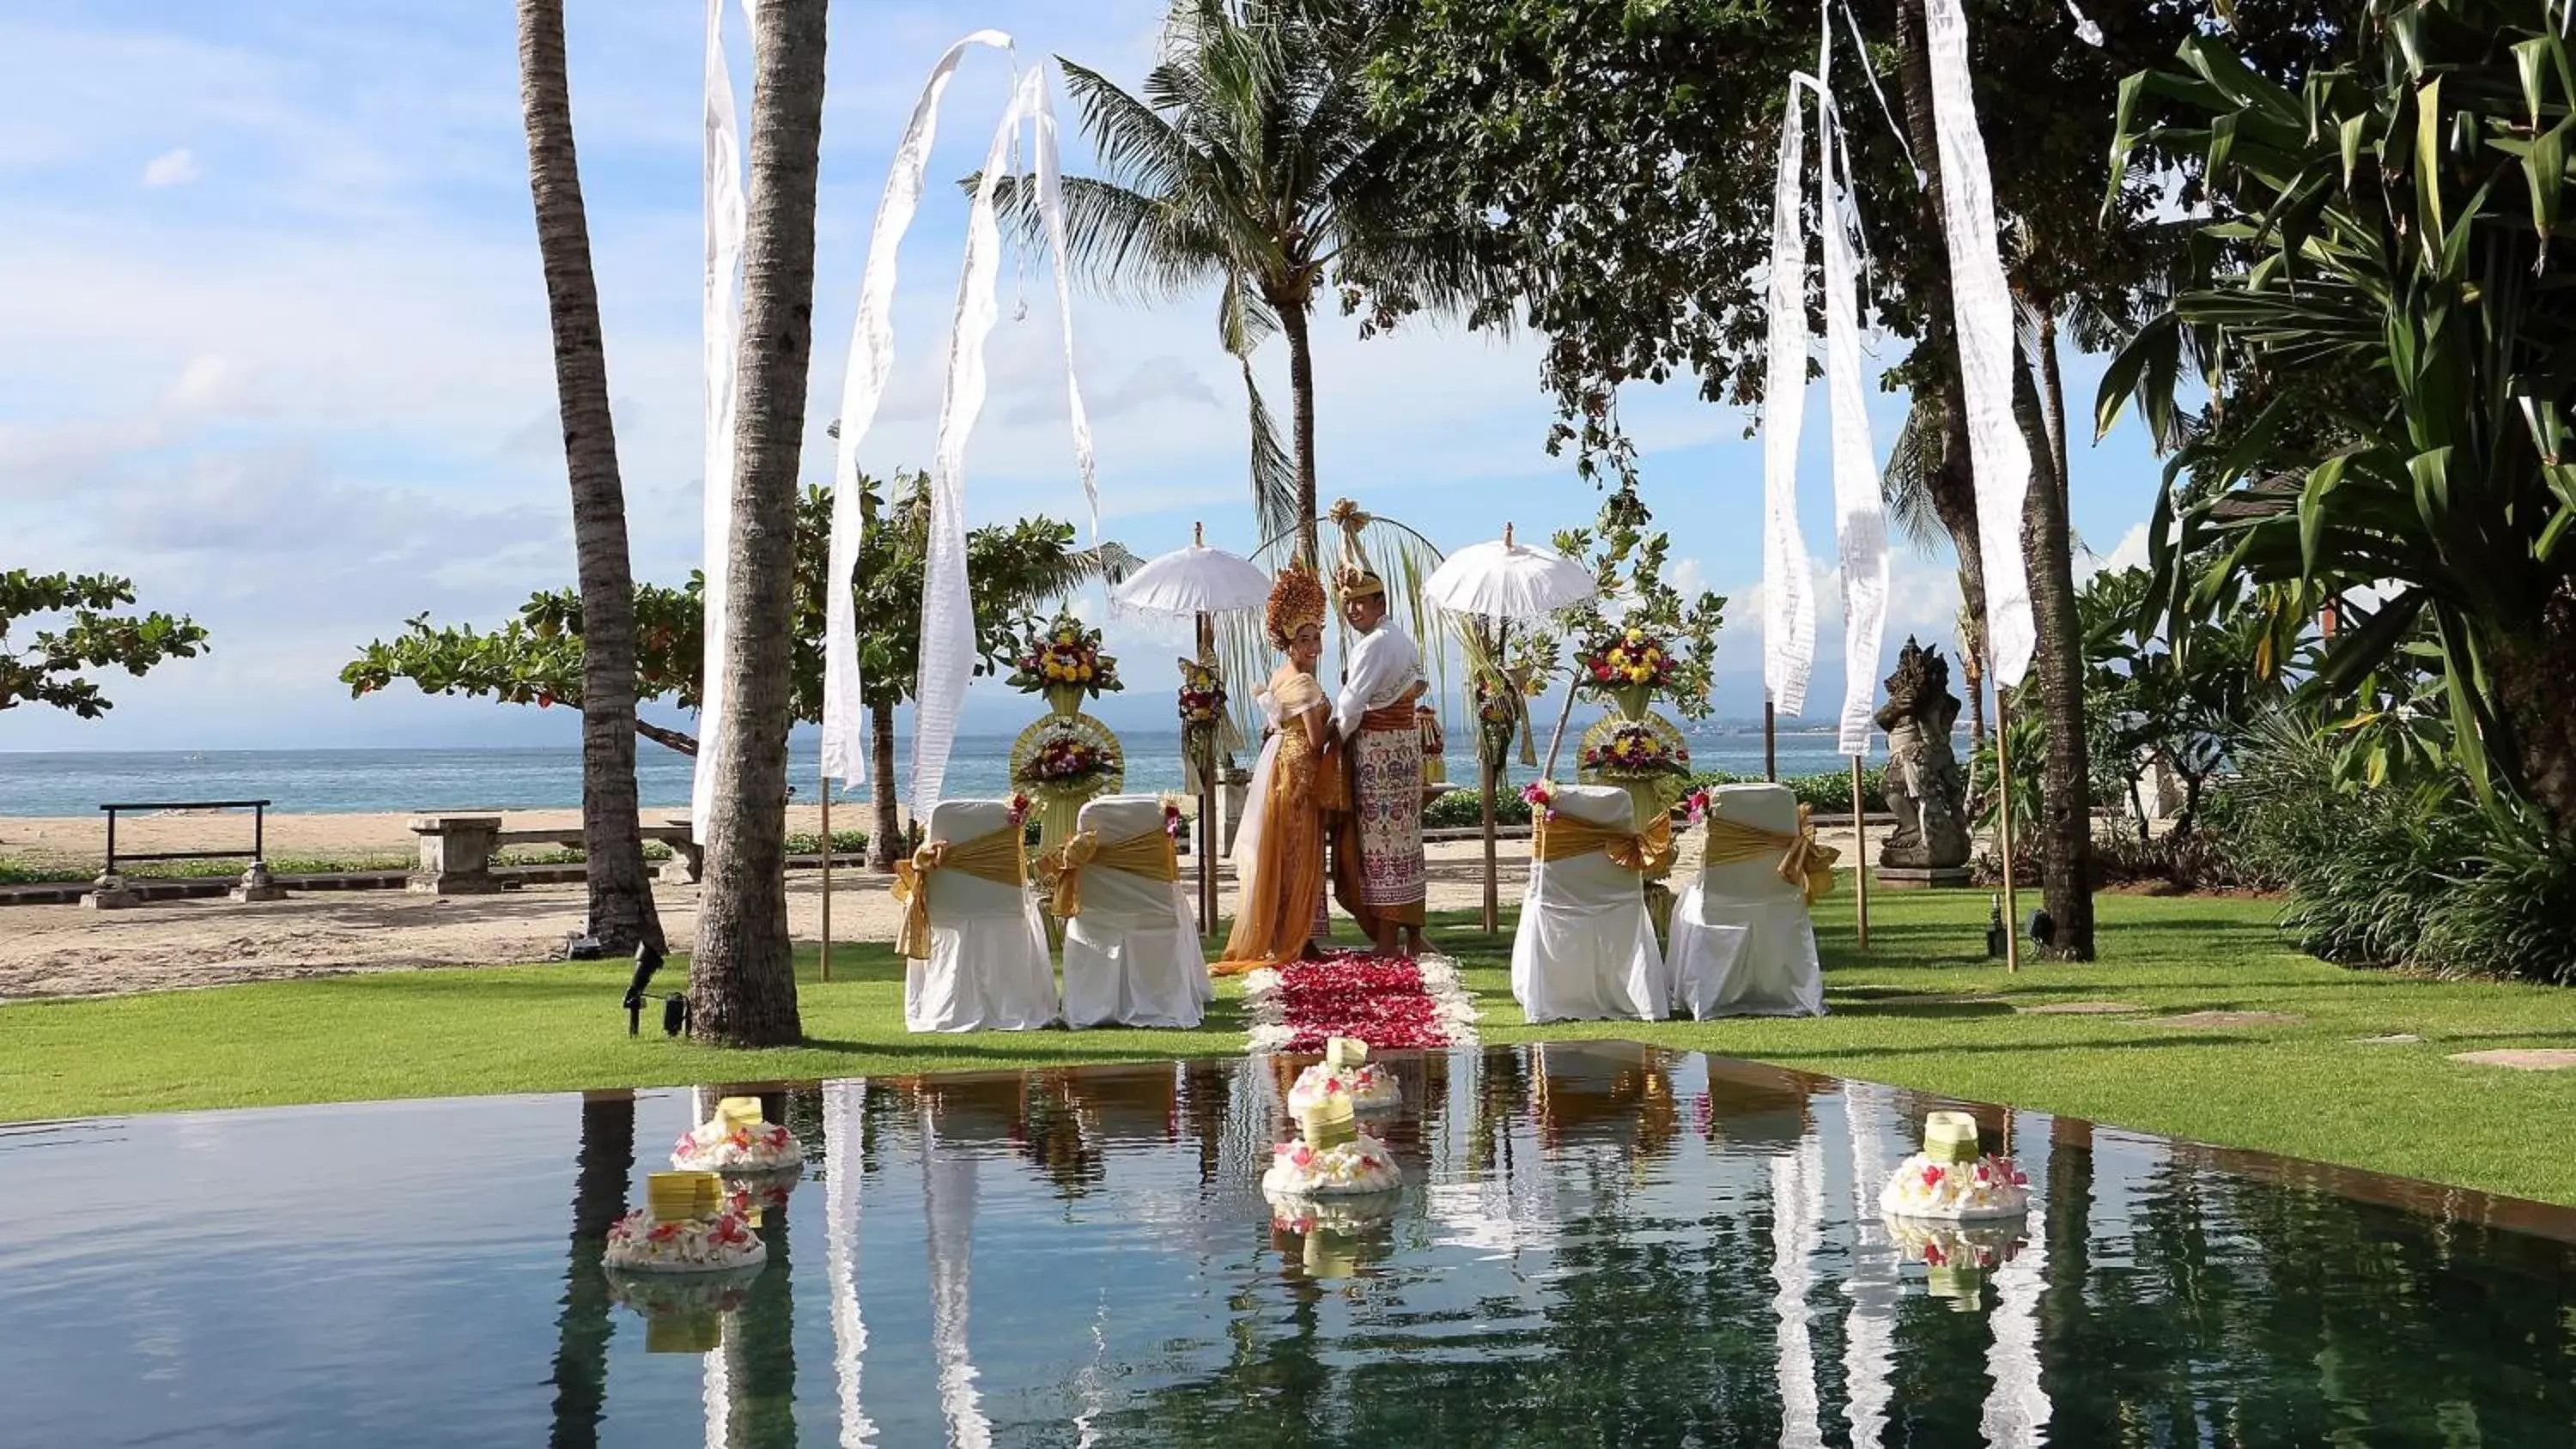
[{"xmin": 1340, "ymin": 702, "xmax": 1426, "ymax": 928}]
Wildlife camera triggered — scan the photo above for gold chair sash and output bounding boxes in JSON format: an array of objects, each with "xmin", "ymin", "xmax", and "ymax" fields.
[
  {"xmin": 1034, "ymin": 827, "xmax": 1178, "ymax": 919},
  {"xmin": 890, "ymin": 825, "xmax": 1030, "ymax": 959},
  {"xmin": 1702, "ymin": 803, "xmax": 1839, "ymax": 905},
  {"xmin": 1534, "ymin": 810, "xmax": 1676, "ymax": 876}
]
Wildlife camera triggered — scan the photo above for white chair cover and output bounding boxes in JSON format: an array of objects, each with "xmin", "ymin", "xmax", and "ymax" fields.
[
  {"xmin": 1669, "ymin": 783, "xmax": 1826, "ymax": 1019},
  {"xmin": 1060, "ymin": 795, "xmax": 1206, "ymax": 1029},
  {"xmin": 904, "ymin": 799, "xmax": 1059, "ymax": 1033},
  {"xmin": 1510, "ymin": 783, "xmax": 1668, "ymax": 1022}
]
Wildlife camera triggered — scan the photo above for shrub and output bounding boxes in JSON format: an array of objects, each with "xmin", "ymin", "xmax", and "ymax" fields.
[
  {"xmin": 1686, "ymin": 767, "xmax": 1885, "ymax": 814},
  {"xmin": 1425, "ymin": 789, "xmax": 1532, "ymax": 829}
]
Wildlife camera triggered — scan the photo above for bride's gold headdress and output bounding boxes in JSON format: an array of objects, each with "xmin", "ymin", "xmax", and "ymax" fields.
[{"xmin": 1265, "ymin": 564, "xmax": 1327, "ymax": 651}]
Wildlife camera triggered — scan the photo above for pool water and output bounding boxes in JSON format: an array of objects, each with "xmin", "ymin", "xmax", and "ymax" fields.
[{"xmin": 6, "ymin": 1044, "xmax": 2573, "ymax": 1446}]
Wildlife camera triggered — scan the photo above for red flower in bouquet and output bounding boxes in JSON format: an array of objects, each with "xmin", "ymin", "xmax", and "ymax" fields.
[
  {"xmin": 1578, "ymin": 721, "xmax": 1689, "ymax": 779},
  {"xmin": 1005, "ymin": 793, "xmax": 1032, "ymax": 828},
  {"xmin": 1162, "ymin": 800, "xmax": 1186, "ymax": 840}
]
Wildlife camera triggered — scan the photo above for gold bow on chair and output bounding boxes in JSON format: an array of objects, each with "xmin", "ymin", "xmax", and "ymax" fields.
[
  {"xmin": 1534, "ymin": 810, "xmax": 1678, "ymax": 876},
  {"xmin": 1034, "ymin": 827, "xmax": 1178, "ymax": 919},
  {"xmin": 890, "ymin": 825, "xmax": 1029, "ymax": 959},
  {"xmin": 1703, "ymin": 803, "xmax": 1839, "ymax": 905}
]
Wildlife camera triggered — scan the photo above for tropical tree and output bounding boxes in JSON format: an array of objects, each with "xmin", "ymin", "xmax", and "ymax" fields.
[
  {"xmin": 1, "ymin": 569, "xmax": 207, "ymax": 716},
  {"xmin": 2098, "ymin": 0, "xmax": 2576, "ymax": 838},
  {"xmin": 999, "ymin": 0, "xmax": 1495, "ymax": 563},
  {"xmin": 339, "ymin": 478, "xmax": 1130, "ymax": 870},
  {"xmin": 691, "ymin": 0, "xmax": 830, "ymax": 1048},
  {"xmin": 515, "ymin": 0, "xmax": 660, "ymax": 955}
]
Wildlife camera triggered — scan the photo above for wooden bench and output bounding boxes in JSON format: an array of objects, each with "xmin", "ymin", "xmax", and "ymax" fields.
[{"xmin": 408, "ymin": 816, "xmax": 703, "ymax": 896}]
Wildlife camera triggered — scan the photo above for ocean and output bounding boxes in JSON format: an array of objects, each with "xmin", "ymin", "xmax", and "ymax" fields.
[{"xmin": 0, "ymin": 727, "xmax": 1866, "ymax": 818}]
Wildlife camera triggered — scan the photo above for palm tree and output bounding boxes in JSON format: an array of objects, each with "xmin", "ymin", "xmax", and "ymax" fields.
[
  {"xmin": 690, "ymin": 0, "xmax": 829, "ymax": 1049},
  {"xmin": 998, "ymin": 0, "xmax": 1492, "ymax": 564},
  {"xmin": 513, "ymin": 0, "xmax": 661, "ymax": 955}
]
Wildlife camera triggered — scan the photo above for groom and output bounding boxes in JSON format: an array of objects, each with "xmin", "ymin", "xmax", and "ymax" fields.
[{"xmin": 1331, "ymin": 532, "xmax": 1429, "ymax": 958}]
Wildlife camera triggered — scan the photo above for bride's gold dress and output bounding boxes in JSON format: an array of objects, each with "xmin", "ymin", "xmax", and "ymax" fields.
[{"xmin": 1215, "ymin": 665, "xmax": 1337, "ymax": 974}]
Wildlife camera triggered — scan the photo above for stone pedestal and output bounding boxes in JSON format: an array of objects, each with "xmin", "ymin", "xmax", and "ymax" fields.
[
  {"xmin": 408, "ymin": 815, "xmax": 505, "ymax": 895},
  {"xmin": 1218, "ymin": 768, "xmax": 1252, "ymax": 855},
  {"xmin": 658, "ymin": 820, "xmax": 706, "ymax": 885},
  {"xmin": 1874, "ymin": 865, "xmax": 1971, "ymax": 890},
  {"xmin": 82, "ymin": 873, "xmax": 140, "ymax": 910},
  {"xmin": 228, "ymin": 862, "xmax": 286, "ymax": 903}
]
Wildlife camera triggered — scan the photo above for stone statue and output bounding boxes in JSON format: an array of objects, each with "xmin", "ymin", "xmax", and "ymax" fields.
[{"xmin": 1874, "ymin": 637, "xmax": 1970, "ymax": 875}]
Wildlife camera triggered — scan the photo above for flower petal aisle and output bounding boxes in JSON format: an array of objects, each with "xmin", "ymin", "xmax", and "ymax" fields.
[{"xmin": 1242, "ymin": 952, "xmax": 1479, "ymax": 1054}]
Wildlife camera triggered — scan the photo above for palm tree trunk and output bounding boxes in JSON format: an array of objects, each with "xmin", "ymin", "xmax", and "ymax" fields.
[
  {"xmin": 1279, "ymin": 300, "xmax": 1321, "ymax": 567},
  {"xmin": 869, "ymin": 696, "xmax": 901, "ymax": 870},
  {"xmin": 2014, "ymin": 342, "xmax": 2095, "ymax": 961},
  {"xmin": 546, "ymin": 1091, "xmax": 633, "ymax": 1449},
  {"xmin": 517, "ymin": 0, "xmax": 662, "ymax": 955},
  {"xmin": 690, "ymin": 0, "xmax": 829, "ymax": 1047}
]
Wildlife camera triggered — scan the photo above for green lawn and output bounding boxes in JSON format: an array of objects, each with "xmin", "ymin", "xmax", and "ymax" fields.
[{"xmin": 6, "ymin": 891, "xmax": 2574, "ymax": 1203}]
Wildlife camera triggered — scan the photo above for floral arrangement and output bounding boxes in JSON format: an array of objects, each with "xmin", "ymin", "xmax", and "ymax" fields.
[
  {"xmin": 1005, "ymin": 792, "xmax": 1033, "ymax": 828},
  {"xmin": 1685, "ymin": 788, "xmax": 1711, "ymax": 827},
  {"xmin": 1262, "ymin": 1130, "xmax": 1401, "ymax": 1196},
  {"xmin": 724, "ymin": 1174, "xmax": 799, "ymax": 1222},
  {"xmin": 1176, "ymin": 658, "xmax": 1225, "ymax": 727},
  {"xmin": 1161, "ymin": 797, "xmax": 1187, "ymax": 841},
  {"xmin": 602, "ymin": 1208, "xmax": 766, "ymax": 1272},
  {"xmin": 1015, "ymin": 731, "xmax": 1119, "ymax": 788},
  {"xmin": 1579, "ymin": 721, "xmax": 1691, "ymax": 780},
  {"xmin": 1578, "ymin": 624, "xmax": 1679, "ymax": 692},
  {"xmin": 1878, "ymin": 1153, "xmax": 2032, "ymax": 1221},
  {"xmin": 1006, "ymin": 612, "xmax": 1121, "ymax": 698},
  {"xmin": 1267, "ymin": 1189, "xmax": 1400, "ymax": 1235},
  {"xmin": 1521, "ymin": 779, "xmax": 1558, "ymax": 822},
  {"xmin": 1289, "ymin": 1060, "xmax": 1400, "ymax": 1113},
  {"xmin": 671, "ymin": 1118, "xmax": 800, "ymax": 1173}
]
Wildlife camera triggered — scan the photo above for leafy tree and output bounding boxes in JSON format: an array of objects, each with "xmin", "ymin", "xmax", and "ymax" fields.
[
  {"xmin": 1362, "ymin": 0, "xmax": 2344, "ymax": 959},
  {"xmin": 515, "ymin": 0, "xmax": 660, "ymax": 955},
  {"xmin": 2079, "ymin": 565, "xmax": 2281, "ymax": 841},
  {"xmin": 1, "ymin": 569, "xmax": 208, "ymax": 717},
  {"xmin": 2099, "ymin": 0, "xmax": 2576, "ymax": 839},
  {"xmin": 997, "ymin": 0, "xmax": 1496, "ymax": 564},
  {"xmin": 1547, "ymin": 483, "xmax": 1728, "ymax": 720},
  {"xmin": 341, "ymin": 477, "xmax": 1131, "ymax": 869}
]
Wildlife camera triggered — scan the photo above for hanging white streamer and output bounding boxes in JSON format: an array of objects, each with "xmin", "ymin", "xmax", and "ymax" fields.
[
  {"xmin": 2063, "ymin": 0, "xmax": 2105, "ymax": 47},
  {"xmin": 690, "ymin": 0, "xmax": 750, "ymax": 845},
  {"xmin": 1033, "ymin": 71, "xmax": 1099, "ymax": 549},
  {"xmin": 1837, "ymin": 0, "xmax": 1923, "ymax": 188},
  {"xmin": 818, "ymin": 31, "xmax": 1016, "ymax": 790},
  {"xmin": 825, "ymin": 1080, "xmax": 877, "ymax": 1448},
  {"xmin": 1820, "ymin": 110, "xmax": 1889, "ymax": 759},
  {"xmin": 1768, "ymin": 1139, "xmax": 1827, "ymax": 1449},
  {"xmin": 912, "ymin": 68, "xmax": 1049, "ymax": 813},
  {"xmin": 1978, "ymin": 1111, "xmax": 2054, "ymax": 1445},
  {"xmin": 1759, "ymin": 86, "xmax": 1818, "ymax": 718},
  {"xmin": 1924, "ymin": 0, "xmax": 2037, "ymax": 690}
]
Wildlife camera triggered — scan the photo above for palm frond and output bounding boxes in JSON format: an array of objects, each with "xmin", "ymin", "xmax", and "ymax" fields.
[{"xmin": 1882, "ymin": 392, "xmax": 1955, "ymax": 556}]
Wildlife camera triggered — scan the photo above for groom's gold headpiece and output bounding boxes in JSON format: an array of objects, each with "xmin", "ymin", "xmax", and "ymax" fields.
[
  {"xmin": 1327, "ymin": 498, "xmax": 1385, "ymax": 603},
  {"xmin": 1266, "ymin": 564, "xmax": 1327, "ymax": 651}
]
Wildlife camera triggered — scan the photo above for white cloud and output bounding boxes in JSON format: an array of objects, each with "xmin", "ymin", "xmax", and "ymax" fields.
[{"xmin": 140, "ymin": 146, "xmax": 198, "ymax": 186}]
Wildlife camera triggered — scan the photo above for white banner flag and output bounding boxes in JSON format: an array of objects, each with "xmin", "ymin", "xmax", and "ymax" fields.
[
  {"xmin": 1820, "ymin": 106, "xmax": 1889, "ymax": 758},
  {"xmin": 818, "ymin": 31, "xmax": 1014, "ymax": 790},
  {"xmin": 1925, "ymin": 0, "xmax": 2036, "ymax": 689},
  {"xmin": 690, "ymin": 0, "xmax": 749, "ymax": 845},
  {"xmin": 1760, "ymin": 86, "xmax": 1818, "ymax": 717},
  {"xmin": 912, "ymin": 69, "xmax": 1050, "ymax": 813}
]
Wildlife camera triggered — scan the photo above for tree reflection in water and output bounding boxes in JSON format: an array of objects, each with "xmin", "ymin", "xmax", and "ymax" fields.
[{"xmin": 547, "ymin": 1090, "xmax": 633, "ymax": 1449}]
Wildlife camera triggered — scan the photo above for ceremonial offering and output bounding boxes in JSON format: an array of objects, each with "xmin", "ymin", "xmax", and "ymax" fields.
[
  {"xmin": 604, "ymin": 1264, "xmax": 764, "ymax": 1351},
  {"xmin": 1287, "ymin": 1037, "xmax": 1400, "ymax": 1113},
  {"xmin": 603, "ymin": 1169, "xmax": 768, "ymax": 1274},
  {"xmin": 1577, "ymin": 718, "xmax": 1692, "ymax": 782},
  {"xmin": 1007, "ymin": 611, "xmax": 1121, "ymax": 703},
  {"xmin": 671, "ymin": 1095, "xmax": 802, "ymax": 1173},
  {"xmin": 1881, "ymin": 1215, "xmax": 2030, "ymax": 1311},
  {"xmin": 1267, "ymin": 1187, "xmax": 1400, "ymax": 1279},
  {"xmin": 1878, "ymin": 1111, "xmax": 2031, "ymax": 1221},
  {"xmin": 1263, "ymin": 1086, "xmax": 1400, "ymax": 1196},
  {"xmin": 1578, "ymin": 623, "xmax": 1680, "ymax": 698}
]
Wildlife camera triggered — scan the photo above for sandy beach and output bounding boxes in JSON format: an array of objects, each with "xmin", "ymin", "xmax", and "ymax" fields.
[{"xmin": 0, "ymin": 802, "xmax": 1868, "ymax": 1003}]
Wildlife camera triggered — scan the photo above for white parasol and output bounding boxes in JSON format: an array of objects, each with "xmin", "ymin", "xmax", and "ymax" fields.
[
  {"xmin": 1421, "ymin": 525, "xmax": 1597, "ymax": 619},
  {"xmin": 1110, "ymin": 522, "xmax": 1268, "ymax": 937},
  {"xmin": 1423, "ymin": 524, "xmax": 1599, "ymax": 933}
]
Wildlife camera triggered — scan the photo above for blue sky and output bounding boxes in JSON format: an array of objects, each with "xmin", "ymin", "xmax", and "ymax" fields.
[{"xmin": 0, "ymin": 0, "xmax": 2166, "ymax": 754}]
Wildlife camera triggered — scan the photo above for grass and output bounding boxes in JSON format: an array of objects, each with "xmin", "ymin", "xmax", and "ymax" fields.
[{"xmin": 5, "ymin": 891, "xmax": 2574, "ymax": 1203}]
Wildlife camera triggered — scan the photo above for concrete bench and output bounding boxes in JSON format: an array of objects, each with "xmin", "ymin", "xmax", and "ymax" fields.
[{"xmin": 407, "ymin": 816, "xmax": 703, "ymax": 896}]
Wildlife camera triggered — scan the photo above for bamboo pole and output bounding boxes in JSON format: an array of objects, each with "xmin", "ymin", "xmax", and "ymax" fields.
[
  {"xmin": 1540, "ymin": 675, "xmax": 1582, "ymax": 779},
  {"xmin": 1993, "ymin": 684, "xmax": 2020, "ymax": 973},
  {"xmin": 1480, "ymin": 615, "xmax": 1509, "ymax": 936},
  {"xmin": 1196, "ymin": 601, "xmax": 1218, "ymax": 939},
  {"xmin": 1851, "ymin": 753, "xmax": 1869, "ymax": 952},
  {"xmin": 818, "ymin": 763, "xmax": 832, "ymax": 983}
]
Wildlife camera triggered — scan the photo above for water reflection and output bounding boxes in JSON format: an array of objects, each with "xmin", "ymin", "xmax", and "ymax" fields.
[{"xmin": 9, "ymin": 1045, "xmax": 2576, "ymax": 1448}]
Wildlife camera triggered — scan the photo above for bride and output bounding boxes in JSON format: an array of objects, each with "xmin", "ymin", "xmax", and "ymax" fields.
[{"xmin": 1215, "ymin": 565, "xmax": 1335, "ymax": 974}]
